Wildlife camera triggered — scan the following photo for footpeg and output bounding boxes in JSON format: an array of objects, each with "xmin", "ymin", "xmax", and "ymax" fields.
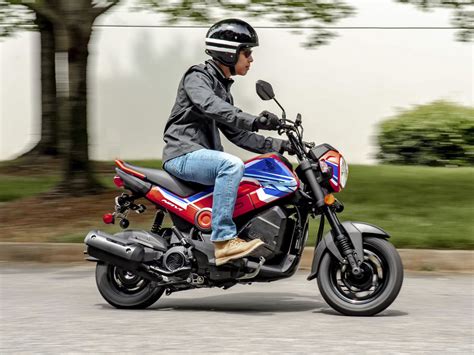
[{"xmin": 238, "ymin": 256, "xmax": 265, "ymax": 280}]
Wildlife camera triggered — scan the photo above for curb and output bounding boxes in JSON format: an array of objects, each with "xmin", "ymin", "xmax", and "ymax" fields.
[{"xmin": 0, "ymin": 242, "xmax": 472, "ymax": 273}]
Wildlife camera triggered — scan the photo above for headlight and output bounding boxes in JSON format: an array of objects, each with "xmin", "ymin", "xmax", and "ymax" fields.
[{"xmin": 340, "ymin": 156, "xmax": 349, "ymax": 188}]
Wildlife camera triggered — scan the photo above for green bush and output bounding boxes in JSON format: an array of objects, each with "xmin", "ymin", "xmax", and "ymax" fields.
[{"xmin": 377, "ymin": 101, "xmax": 474, "ymax": 166}]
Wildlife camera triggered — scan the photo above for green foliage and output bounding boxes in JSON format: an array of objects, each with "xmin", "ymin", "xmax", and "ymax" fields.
[
  {"xmin": 377, "ymin": 101, "xmax": 474, "ymax": 166},
  {"xmin": 3, "ymin": 0, "xmax": 355, "ymax": 47},
  {"xmin": 0, "ymin": 1, "xmax": 35, "ymax": 37},
  {"xmin": 139, "ymin": 0, "xmax": 355, "ymax": 47},
  {"xmin": 397, "ymin": 0, "xmax": 473, "ymax": 42}
]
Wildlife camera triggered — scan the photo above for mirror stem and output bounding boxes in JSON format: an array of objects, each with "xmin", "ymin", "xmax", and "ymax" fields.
[{"xmin": 273, "ymin": 98, "xmax": 286, "ymax": 119}]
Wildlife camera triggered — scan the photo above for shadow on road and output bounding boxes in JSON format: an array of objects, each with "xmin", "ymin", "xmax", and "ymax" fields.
[
  {"xmin": 155, "ymin": 292, "xmax": 326, "ymax": 315},
  {"xmin": 96, "ymin": 294, "xmax": 408, "ymax": 317},
  {"xmin": 314, "ymin": 309, "xmax": 408, "ymax": 317},
  {"xmin": 97, "ymin": 292, "xmax": 325, "ymax": 315}
]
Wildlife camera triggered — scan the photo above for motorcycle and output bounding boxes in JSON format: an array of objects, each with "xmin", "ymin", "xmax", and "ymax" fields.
[{"xmin": 84, "ymin": 80, "xmax": 403, "ymax": 316}]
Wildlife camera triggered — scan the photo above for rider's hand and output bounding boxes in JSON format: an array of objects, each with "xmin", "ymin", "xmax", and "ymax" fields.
[
  {"xmin": 279, "ymin": 140, "xmax": 297, "ymax": 156},
  {"xmin": 253, "ymin": 111, "xmax": 280, "ymax": 131}
]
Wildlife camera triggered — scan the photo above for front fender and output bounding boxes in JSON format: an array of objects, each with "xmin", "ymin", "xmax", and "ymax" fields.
[{"xmin": 307, "ymin": 221, "xmax": 390, "ymax": 280}]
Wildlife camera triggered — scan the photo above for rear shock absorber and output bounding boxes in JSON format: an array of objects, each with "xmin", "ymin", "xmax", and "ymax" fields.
[{"xmin": 151, "ymin": 210, "xmax": 165, "ymax": 234}]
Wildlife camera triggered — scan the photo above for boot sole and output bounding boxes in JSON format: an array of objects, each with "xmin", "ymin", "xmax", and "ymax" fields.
[{"xmin": 215, "ymin": 240, "xmax": 265, "ymax": 266}]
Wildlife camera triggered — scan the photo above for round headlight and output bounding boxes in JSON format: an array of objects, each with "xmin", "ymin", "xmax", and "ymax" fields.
[{"xmin": 340, "ymin": 156, "xmax": 349, "ymax": 188}]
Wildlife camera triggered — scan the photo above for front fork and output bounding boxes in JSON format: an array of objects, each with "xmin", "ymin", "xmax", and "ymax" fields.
[
  {"xmin": 300, "ymin": 159, "xmax": 362, "ymax": 276},
  {"xmin": 323, "ymin": 207, "xmax": 361, "ymax": 275}
]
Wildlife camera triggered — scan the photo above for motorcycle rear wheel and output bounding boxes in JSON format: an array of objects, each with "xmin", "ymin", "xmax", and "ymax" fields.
[
  {"xmin": 317, "ymin": 237, "xmax": 403, "ymax": 316},
  {"xmin": 95, "ymin": 263, "xmax": 165, "ymax": 309}
]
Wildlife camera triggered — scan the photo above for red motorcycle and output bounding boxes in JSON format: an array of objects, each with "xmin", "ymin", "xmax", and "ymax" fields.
[{"xmin": 84, "ymin": 80, "xmax": 403, "ymax": 316}]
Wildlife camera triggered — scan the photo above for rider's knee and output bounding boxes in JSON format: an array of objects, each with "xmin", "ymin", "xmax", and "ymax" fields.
[{"xmin": 222, "ymin": 155, "xmax": 245, "ymax": 176}]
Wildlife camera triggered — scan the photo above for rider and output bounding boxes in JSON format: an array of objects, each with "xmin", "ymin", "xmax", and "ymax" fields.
[{"xmin": 162, "ymin": 19, "xmax": 294, "ymax": 266}]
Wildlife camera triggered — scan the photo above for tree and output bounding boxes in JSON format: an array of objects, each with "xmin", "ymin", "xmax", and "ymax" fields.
[
  {"xmin": 397, "ymin": 0, "xmax": 473, "ymax": 42},
  {"xmin": 6, "ymin": 0, "xmax": 119, "ymax": 193},
  {"xmin": 1, "ymin": 2, "xmax": 59, "ymax": 159},
  {"xmin": 5, "ymin": 0, "xmax": 354, "ymax": 195},
  {"xmin": 141, "ymin": 0, "xmax": 354, "ymax": 47},
  {"xmin": 0, "ymin": 1, "xmax": 33, "ymax": 37}
]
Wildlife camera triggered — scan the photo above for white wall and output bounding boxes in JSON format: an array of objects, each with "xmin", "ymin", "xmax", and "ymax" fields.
[{"xmin": 1, "ymin": 0, "xmax": 472, "ymax": 164}]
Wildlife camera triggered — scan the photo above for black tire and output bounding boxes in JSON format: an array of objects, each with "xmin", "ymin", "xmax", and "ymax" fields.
[
  {"xmin": 95, "ymin": 263, "xmax": 165, "ymax": 309},
  {"xmin": 317, "ymin": 237, "xmax": 403, "ymax": 316}
]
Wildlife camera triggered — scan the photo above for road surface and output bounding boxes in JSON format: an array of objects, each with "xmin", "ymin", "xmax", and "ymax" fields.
[{"xmin": 1, "ymin": 264, "xmax": 472, "ymax": 353}]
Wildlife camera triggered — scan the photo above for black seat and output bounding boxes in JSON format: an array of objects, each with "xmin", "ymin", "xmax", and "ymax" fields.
[{"xmin": 120, "ymin": 161, "xmax": 207, "ymax": 197}]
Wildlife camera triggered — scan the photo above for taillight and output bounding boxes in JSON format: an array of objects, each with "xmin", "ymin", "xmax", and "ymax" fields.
[
  {"xmin": 103, "ymin": 213, "xmax": 115, "ymax": 224},
  {"xmin": 113, "ymin": 175, "xmax": 124, "ymax": 188}
]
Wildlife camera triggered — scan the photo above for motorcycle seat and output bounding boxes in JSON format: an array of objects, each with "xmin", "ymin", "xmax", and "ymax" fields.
[{"xmin": 117, "ymin": 161, "xmax": 208, "ymax": 197}]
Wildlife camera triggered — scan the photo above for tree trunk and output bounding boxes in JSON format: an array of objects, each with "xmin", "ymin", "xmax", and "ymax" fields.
[
  {"xmin": 54, "ymin": 21, "xmax": 103, "ymax": 195},
  {"xmin": 19, "ymin": 0, "xmax": 116, "ymax": 196},
  {"xmin": 19, "ymin": 13, "xmax": 59, "ymax": 159}
]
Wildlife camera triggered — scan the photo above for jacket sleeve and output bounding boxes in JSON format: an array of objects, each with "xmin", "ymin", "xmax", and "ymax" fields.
[
  {"xmin": 218, "ymin": 123, "xmax": 285, "ymax": 154},
  {"xmin": 183, "ymin": 71, "xmax": 256, "ymax": 131}
]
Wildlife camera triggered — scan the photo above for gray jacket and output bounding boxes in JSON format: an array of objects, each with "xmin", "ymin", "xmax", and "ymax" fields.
[{"xmin": 162, "ymin": 60, "xmax": 285, "ymax": 164}]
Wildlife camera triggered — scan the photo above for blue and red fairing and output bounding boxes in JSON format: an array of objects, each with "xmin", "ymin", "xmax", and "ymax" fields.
[{"xmin": 145, "ymin": 153, "xmax": 299, "ymax": 230}]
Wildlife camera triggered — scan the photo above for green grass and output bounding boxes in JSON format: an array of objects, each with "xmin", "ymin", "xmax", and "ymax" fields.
[
  {"xmin": 1, "ymin": 161, "xmax": 473, "ymax": 249},
  {"xmin": 306, "ymin": 165, "xmax": 474, "ymax": 249},
  {"xmin": 0, "ymin": 174, "xmax": 117, "ymax": 202},
  {"xmin": 125, "ymin": 160, "xmax": 164, "ymax": 169},
  {"xmin": 0, "ymin": 175, "xmax": 59, "ymax": 202},
  {"xmin": 0, "ymin": 159, "xmax": 162, "ymax": 202}
]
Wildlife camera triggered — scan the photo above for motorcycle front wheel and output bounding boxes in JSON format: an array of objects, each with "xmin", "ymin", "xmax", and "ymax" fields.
[
  {"xmin": 317, "ymin": 237, "xmax": 403, "ymax": 316},
  {"xmin": 95, "ymin": 263, "xmax": 165, "ymax": 309}
]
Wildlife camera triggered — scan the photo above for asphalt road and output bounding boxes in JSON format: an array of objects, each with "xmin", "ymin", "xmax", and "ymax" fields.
[{"xmin": 1, "ymin": 264, "xmax": 472, "ymax": 354}]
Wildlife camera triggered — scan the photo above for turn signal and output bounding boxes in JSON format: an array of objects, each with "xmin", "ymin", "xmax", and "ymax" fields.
[
  {"xmin": 103, "ymin": 213, "xmax": 115, "ymax": 224},
  {"xmin": 324, "ymin": 194, "xmax": 335, "ymax": 205}
]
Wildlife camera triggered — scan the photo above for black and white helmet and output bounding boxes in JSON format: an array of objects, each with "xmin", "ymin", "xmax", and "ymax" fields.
[{"xmin": 205, "ymin": 19, "xmax": 259, "ymax": 67}]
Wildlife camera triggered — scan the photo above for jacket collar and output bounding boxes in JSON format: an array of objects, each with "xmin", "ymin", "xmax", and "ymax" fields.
[{"xmin": 206, "ymin": 60, "xmax": 234, "ymax": 89}]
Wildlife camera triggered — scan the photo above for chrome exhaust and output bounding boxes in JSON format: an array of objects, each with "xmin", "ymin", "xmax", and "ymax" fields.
[
  {"xmin": 84, "ymin": 230, "xmax": 145, "ymax": 263},
  {"xmin": 83, "ymin": 230, "xmax": 163, "ymax": 282},
  {"xmin": 84, "ymin": 230, "xmax": 189, "ymax": 282}
]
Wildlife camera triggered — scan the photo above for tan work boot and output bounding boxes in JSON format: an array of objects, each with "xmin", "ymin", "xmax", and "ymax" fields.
[{"xmin": 214, "ymin": 237, "xmax": 264, "ymax": 266}]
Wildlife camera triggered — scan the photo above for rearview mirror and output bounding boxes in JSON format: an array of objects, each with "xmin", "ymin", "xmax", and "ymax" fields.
[{"xmin": 256, "ymin": 80, "xmax": 275, "ymax": 101}]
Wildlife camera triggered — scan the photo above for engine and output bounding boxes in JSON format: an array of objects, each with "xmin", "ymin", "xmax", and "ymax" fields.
[{"xmin": 239, "ymin": 206, "xmax": 292, "ymax": 260}]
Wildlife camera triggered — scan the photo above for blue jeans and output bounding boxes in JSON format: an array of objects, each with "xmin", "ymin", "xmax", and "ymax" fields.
[{"xmin": 163, "ymin": 149, "xmax": 245, "ymax": 242}]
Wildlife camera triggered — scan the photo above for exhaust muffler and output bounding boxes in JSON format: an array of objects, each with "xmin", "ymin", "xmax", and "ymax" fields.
[
  {"xmin": 84, "ymin": 230, "xmax": 160, "ymax": 281},
  {"xmin": 85, "ymin": 230, "xmax": 145, "ymax": 262}
]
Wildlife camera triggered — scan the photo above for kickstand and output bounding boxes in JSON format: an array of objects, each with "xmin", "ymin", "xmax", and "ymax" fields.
[{"xmin": 237, "ymin": 256, "xmax": 266, "ymax": 280}]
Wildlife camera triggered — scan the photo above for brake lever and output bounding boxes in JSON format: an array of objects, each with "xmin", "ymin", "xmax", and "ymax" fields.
[{"xmin": 277, "ymin": 124, "xmax": 293, "ymax": 136}]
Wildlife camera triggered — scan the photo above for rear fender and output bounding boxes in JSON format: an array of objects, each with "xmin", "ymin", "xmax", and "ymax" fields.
[{"xmin": 307, "ymin": 221, "xmax": 390, "ymax": 280}]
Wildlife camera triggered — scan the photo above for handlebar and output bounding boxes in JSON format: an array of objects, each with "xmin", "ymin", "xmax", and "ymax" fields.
[
  {"xmin": 276, "ymin": 118, "xmax": 314, "ymax": 161},
  {"xmin": 277, "ymin": 122, "xmax": 293, "ymax": 130}
]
